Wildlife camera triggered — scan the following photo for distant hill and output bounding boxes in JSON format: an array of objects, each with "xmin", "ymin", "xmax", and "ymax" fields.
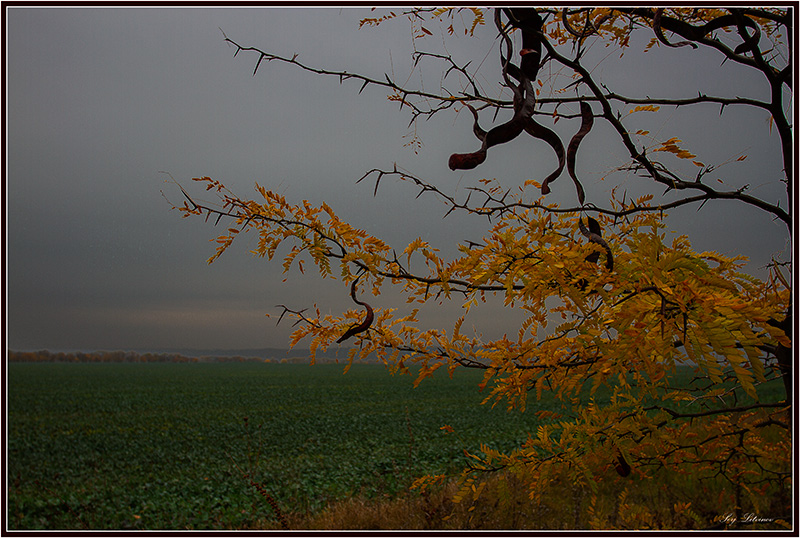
[
  {"xmin": 7, "ymin": 347, "xmax": 376, "ymax": 364},
  {"xmin": 129, "ymin": 346, "xmax": 356, "ymax": 361}
]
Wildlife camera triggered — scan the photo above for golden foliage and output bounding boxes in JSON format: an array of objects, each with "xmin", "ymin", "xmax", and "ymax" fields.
[
  {"xmin": 179, "ymin": 175, "xmax": 790, "ymax": 520},
  {"xmin": 180, "ymin": 7, "xmax": 791, "ymax": 527}
]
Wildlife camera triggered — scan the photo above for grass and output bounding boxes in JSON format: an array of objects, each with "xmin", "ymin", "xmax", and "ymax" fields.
[
  {"xmin": 6, "ymin": 361, "xmax": 789, "ymax": 530},
  {"xmin": 7, "ymin": 361, "xmax": 556, "ymax": 529}
]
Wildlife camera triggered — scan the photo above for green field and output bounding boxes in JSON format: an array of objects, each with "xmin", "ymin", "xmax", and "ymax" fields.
[
  {"xmin": 8, "ymin": 361, "xmax": 563, "ymax": 530},
  {"xmin": 7, "ymin": 361, "xmax": 787, "ymax": 530}
]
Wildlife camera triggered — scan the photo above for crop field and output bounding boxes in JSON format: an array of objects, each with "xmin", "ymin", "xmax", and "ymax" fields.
[
  {"xmin": 7, "ymin": 361, "xmax": 559, "ymax": 529},
  {"xmin": 6, "ymin": 361, "xmax": 786, "ymax": 530}
]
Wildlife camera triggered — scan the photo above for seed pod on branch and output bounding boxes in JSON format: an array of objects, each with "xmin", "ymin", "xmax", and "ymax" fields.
[{"xmin": 336, "ymin": 276, "xmax": 374, "ymax": 343}]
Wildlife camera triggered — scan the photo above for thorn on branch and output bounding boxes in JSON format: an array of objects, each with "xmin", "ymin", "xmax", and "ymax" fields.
[
  {"xmin": 253, "ymin": 54, "xmax": 265, "ymax": 76},
  {"xmin": 274, "ymin": 305, "xmax": 309, "ymax": 327},
  {"xmin": 355, "ymin": 168, "xmax": 386, "ymax": 197},
  {"xmin": 177, "ymin": 183, "xmax": 200, "ymax": 211}
]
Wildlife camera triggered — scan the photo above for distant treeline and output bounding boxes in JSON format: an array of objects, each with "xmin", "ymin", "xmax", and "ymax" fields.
[{"xmin": 7, "ymin": 349, "xmax": 277, "ymax": 363}]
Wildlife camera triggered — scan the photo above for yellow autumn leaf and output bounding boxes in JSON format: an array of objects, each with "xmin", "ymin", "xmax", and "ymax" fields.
[
  {"xmin": 629, "ymin": 105, "xmax": 661, "ymax": 114},
  {"xmin": 653, "ymin": 137, "xmax": 697, "ymax": 159}
]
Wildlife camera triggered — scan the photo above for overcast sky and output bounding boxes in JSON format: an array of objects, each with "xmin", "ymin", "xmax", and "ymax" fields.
[{"xmin": 6, "ymin": 7, "xmax": 790, "ymax": 352}]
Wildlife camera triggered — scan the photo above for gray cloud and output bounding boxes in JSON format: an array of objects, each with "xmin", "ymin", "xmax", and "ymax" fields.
[{"xmin": 6, "ymin": 7, "xmax": 789, "ymax": 351}]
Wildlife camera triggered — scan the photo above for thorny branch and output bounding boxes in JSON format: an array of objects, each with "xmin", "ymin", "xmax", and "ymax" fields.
[
  {"xmin": 219, "ymin": 7, "xmax": 790, "ymax": 229},
  {"xmin": 179, "ymin": 181, "xmax": 786, "ymax": 415},
  {"xmin": 219, "ymin": 29, "xmax": 476, "ymax": 126},
  {"xmin": 205, "ymin": 8, "xmax": 791, "ymax": 351},
  {"xmin": 187, "ymin": 10, "xmax": 793, "ymax": 501},
  {"xmin": 357, "ymin": 166, "xmax": 787, "ymax": 227},
  {"xmin": 536, "ymin": 34, "xmax": 790, "ymax": 228}
]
